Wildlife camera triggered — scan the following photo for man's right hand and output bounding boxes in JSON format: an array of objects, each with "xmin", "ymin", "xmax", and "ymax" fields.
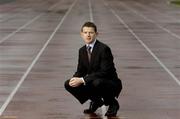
[{"xmin": 69, "ymin": 77, "xmax": 84, "ymax": 87}]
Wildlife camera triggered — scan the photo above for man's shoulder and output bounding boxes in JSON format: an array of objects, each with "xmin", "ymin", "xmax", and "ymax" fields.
[
  {"xmin": 96, "ymin": 40, "xmax": 110, "ymax": 50},
  {"xmin": 79, "ymin": 45, "xmax": 86, "ymax": 52}
]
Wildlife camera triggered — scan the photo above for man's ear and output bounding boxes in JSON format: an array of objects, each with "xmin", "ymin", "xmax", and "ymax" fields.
[
  {"xmin": 80, "ymin": 31, "xmax": 83, "ymax": 37},
  {"xmin": 96, "ymin": 32, "xmax": 99, "ymax": 36}
]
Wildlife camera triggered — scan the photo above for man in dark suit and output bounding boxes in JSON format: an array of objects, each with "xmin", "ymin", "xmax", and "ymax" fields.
[{"xmin": 64, "ymin": 22, "xmax": 122, "ymax": 117}]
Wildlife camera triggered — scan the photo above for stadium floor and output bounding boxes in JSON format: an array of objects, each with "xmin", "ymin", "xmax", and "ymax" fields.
[{"xmin": 0, "ymin": 0, "xmax": 180, "ymax": 118}]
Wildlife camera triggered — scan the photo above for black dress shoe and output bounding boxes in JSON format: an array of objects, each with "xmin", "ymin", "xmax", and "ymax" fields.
[
  {"xmin": 84, "ymin": 101, "xmax": 104, "ymax": 114},
  {"xmin": 105, "ymin": 99, "xmax": 119, "ymax": 117}
]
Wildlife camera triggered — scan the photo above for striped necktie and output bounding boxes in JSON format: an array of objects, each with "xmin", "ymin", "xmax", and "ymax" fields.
[{"xmin": 87, "ymin": 45, "xmax": 91, "ymax": 62}]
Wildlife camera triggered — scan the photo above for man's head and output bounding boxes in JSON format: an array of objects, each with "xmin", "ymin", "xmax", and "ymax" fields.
[{"xmin": 80, "ymin": 22, "xmax": 98, "ymax": 44}]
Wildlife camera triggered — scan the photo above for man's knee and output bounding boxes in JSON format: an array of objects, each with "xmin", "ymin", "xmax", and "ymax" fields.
[
  {"xmin": 92, "ymin": 79, "xmax": 103, "ymax": 88},
  {"xmin": 64, "ymin": 79, "xmax": 71, "ymax": 90}
]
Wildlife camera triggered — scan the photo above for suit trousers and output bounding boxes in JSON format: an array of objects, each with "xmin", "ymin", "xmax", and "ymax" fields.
[{"xmin": 64, "ymin": 78, "xmax": 121, "ymax": 105}]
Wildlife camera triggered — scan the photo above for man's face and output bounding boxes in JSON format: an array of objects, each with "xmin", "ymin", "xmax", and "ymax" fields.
[{"xmin": 81, "ymin": 27, "xmax": 98, "ymax": 44}]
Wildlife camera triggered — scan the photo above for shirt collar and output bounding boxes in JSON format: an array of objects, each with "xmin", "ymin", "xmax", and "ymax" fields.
[{"xmin": 86, "ymin": 39, "xmax": 96, "ymax": 51}]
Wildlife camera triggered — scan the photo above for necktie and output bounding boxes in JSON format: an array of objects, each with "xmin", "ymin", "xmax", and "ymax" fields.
[{"xmin": 87, "ymin": 45, "xmax": 91, "ymax": 62}]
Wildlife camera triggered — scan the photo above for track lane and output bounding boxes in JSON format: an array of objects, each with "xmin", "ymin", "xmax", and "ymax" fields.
[
  {"xmin": 104, "ymin": 0, "xmax": 180, "ymax": 85},
  {"xmin": 0, "ymin": 0, "xmax": 180, "ymax": 119},
  {"xmin": 119, "ymin": 1, "xmax": 180, "ymax": 43},
  {"xmin": 92, "ymin": 0, "xmax": 180, "ymax": 118},
  {"xmin": 0, "ymin": 0, "xmax": 84, "ymax": 118},
  {"xmin": 0, "ymin": 0, "xmax": 75, "ymax": 117},
  {"xmin": 0, "ymin": 0, "xmax": 66, "ymax": 44}
]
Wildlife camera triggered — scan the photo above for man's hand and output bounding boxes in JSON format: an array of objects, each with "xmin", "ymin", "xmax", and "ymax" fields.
[{"xmin": 69, "ymin": 77, "xmax": 84, "ymax": 87}]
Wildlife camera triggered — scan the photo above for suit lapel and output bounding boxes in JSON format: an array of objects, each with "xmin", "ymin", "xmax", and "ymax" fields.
[
  {"xmin": 82, "ymin": 40, "xmax": 100, "ymax": 71},
  {"xmin": 89, "ymin": 40, "xmax": 99, "ymax": 66},
  {"xmin": 82, "ymin": 46, "xmax": 90, "ymax": 66}
]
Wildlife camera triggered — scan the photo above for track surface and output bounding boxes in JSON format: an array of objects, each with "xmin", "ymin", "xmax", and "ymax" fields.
[{"xmin": 0, "ymin": 0, "xmax": 180, "ymax": 119}]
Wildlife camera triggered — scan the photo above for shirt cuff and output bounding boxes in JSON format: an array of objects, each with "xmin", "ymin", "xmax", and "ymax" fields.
[{"xmin": 80, "ymin": 77, "xmax": 85, "ymax": 85}]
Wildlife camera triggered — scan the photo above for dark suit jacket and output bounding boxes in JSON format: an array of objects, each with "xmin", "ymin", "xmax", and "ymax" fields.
[{"xmin": 73, "ymin": 40, "xmax": 122, "ymax": 97}]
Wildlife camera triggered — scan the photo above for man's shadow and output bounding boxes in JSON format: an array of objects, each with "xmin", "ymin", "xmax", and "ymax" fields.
[{"xmin": 84, "ymin": 113, "xmax": 121, "ymax": 119}]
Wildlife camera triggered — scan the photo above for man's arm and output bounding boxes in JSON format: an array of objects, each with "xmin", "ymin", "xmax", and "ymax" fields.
[
  {"xmin": 84, "ymin": 46, "xmax": 116, "ymax": 83},
  {"xmin": 69, "ymin": 48, "xmax": 86, "ymax": 87},
  {"xmin": 73, "ymin": 49, "xmax": 86, "ymax": 77}
]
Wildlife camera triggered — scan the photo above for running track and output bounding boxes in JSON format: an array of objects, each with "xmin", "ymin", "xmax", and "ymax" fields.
[{"xmin": 0, "ymin": 0, "xmax": 180, "ymax": 119}]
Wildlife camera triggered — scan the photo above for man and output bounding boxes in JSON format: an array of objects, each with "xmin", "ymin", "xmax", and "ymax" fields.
[{"xmin": 64, "ymin": 22, "xmax": 122, "ymax": 117}]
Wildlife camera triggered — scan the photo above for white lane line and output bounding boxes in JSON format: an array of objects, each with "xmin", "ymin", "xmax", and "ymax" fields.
[
  {"xmin": 119, "ymin": 1, "xmax": 180, "ymax": 42},
  {"xmin": 47, "ymin": 0, "xmax": 63, "ymax": 12},
  {"xmin": 135, "ymin": 1, "xmax": 179, "ymax": 21},
  {"xmin": 89, "ymin": 0, "xmax": 94, "ymax": 22},
  {"xmin": 0, "ymin": 1, "xmax": 60, "ymax": 44},
  {"xmin": 0, "ymin": 14, "xmax": 43, "ymax": 44},
  {"xmin": 89, "ymin": 0, "xmax": 108, "ymax": 118},
  {"xmin": 103, "ymin": 1, "xmax": 180, "ymax": 86},
  {"xmin": 0, "ymin": 0, "xmax": 77, "ymax": 116}
]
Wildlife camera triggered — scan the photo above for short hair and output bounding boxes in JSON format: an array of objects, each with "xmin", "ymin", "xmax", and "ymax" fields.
[{"xmin": 81, "ymin": 22, "xmax": 97, "ymax": 32}]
